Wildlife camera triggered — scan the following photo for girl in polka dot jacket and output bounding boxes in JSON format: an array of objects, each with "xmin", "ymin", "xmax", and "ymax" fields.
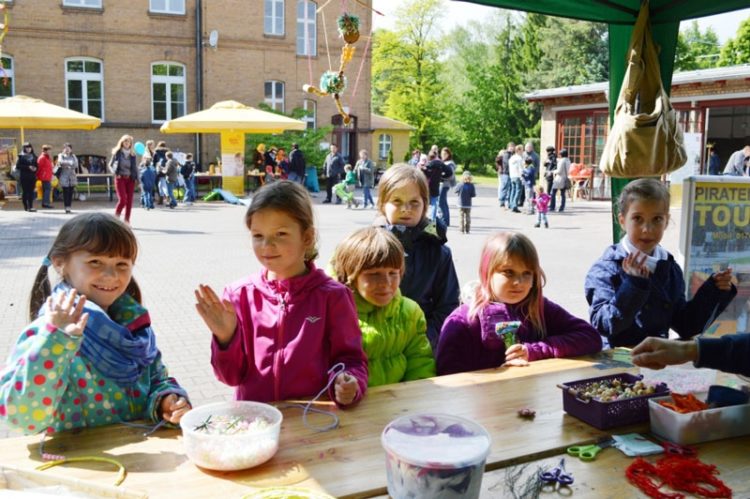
[{"xmin": 0, "ymin": 213, "xmax": 190, "ymax": 435}]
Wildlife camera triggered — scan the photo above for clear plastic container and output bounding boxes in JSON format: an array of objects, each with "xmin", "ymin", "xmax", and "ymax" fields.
[
  {"xmin": 381, "ymin": 413, "xmax": 491, "ymax": 499},
  {"xmin": 649, "ymin": 394, "xmax": 750, "ymax": 445},
  {"xmin": 639, "ymin": 362, "xmax": 716, "ymax": 393},
  {"xmin": 180, "ymin": 401, "xmax": 282, "ymax": 471}
]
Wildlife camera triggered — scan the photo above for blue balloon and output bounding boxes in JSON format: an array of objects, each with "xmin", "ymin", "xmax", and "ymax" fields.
[{"xmin": 134, "ymin": 141, "xmax": 146, "ymax": 156}]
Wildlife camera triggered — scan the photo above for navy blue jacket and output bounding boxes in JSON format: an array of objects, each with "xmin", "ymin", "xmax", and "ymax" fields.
[
  {"xmin": 697, "ymin": 334, "xmax": 750, "ymax": 376},
  {"xmin": 585, "ymin": 244, "xmax": 736, "ymax": 347},
  {"xmin": 454, "ymin": 181, "xmax": 476, "ymax": 208},
  {"xmin": 375, "ymin": 217, "xmax": 460, "ymax": 349}
]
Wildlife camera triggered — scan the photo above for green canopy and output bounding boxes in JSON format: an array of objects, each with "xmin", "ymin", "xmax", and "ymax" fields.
[{"xmin": 455, "ymin": 0, "xmax": 748, "ymax": 240}]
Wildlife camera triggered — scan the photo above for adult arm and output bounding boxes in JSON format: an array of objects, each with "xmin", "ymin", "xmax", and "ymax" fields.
[
  {"xmin": 326, "ymin": 288, "xmax": 368, "ymax": 407},
  {"xmin": 524, "ymin": 299, "xmax": 602, "ymax": 361},
  {"xmin": 697, "ymin": 334, "xmax": 750, "ymax": 376}
]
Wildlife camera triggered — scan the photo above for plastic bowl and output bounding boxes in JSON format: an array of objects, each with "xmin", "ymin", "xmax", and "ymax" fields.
[
  {"xmin": 180, "ymin": 401, "xmax": 282, "ymax": 471},
  {"xmin": 381, "ymin": 413, "xmax": 491, "ymax": 499}
]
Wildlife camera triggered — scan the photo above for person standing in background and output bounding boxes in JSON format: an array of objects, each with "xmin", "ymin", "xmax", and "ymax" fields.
[
  {"xmin": 16, "ymin": 142, "xmax": 38, "ymax": 212},
  {"xmin": 110, "ymin": 134, "xmax": 138, "ymax": 224},
  {"xmin": 438, "ymin": 147, "xmax": 457, "ymax": 227},
  {"xmin": 323, "ymin": 144, "xmax": 345, "ymax": 204},
  {"xmin": 355, "ymin": 149, "xmax": 375, "ymax": 209},
  {"xmin": 723, "ymin": 145, "xmax": 750, "ymax": 176},
  {"xmin": 707, "ymin": 147, "xmax": 721, "ymax": 175},
  {"xmin": 289, "ymin": 143, "xmax": 306, "ymax": 184},
  {"xmin": 523, "ymin": 142, "xmax": 540, "ymax": 182},
  {"xmin": 57, "ymin": 143, "xmax": 78, "ymax": 214},
  {"xmin": 37, "ymin": 145, "xmax": 54, "ymax": 209}
]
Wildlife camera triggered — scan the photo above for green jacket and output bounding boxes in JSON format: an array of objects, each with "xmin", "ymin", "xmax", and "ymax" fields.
[{"xmin": 354, "ymin": 290, "xmax": 436, "ymax": 387}]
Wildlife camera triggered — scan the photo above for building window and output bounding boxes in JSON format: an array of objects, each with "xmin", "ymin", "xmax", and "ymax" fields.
[
  {"xmin": 149, "ymin": 0, "xmax": 185, "ymax": 14},
  {"xmin": 0, "ymin": 56, "xmax": 14, "ymax": 98},
  {"xmin": 265, "ymin": 0, "xmax": 284, "ymax": 35},
  {"xmin": 556, "ymin": 111, "xmax": 608, "ymax": 165},
  {"xmin": 151, "ymin": 62, "xmax": 186, "ymax": 122},
  {"xmin": 65, "ymin": 58, "xmax": 103, "ymax": 118},
  {"xmin": 296, "ymin": 0, "xmax": 316, "ymax": 56},
  {"xmin": 302, "ymin": 99, "xmax": 316, "ymax": 130},
  {"xmin": 264, "ymin": 81, "xmax": 285, "ymax": 112},
  {"xmin": 379, "ymin": 134, "xmax": 392, "ymax": 160},
  {"xmin": 63, "ymin": 0, "xmax": 102, "ymax": 8}
]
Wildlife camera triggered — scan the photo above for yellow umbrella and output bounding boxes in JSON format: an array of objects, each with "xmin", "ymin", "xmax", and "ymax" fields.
[
  {"xmin": 0, "ymin": 95, "xmax": 101, "ymax": 143},
  {"xmin": 159, "ymin": 100, "xmax": 305, "ymax": 134}
]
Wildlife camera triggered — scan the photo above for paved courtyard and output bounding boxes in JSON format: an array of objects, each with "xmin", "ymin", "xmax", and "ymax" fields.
[{"xmin": 0, "ymin": 185, "xmax": 683, "ymax": 437}]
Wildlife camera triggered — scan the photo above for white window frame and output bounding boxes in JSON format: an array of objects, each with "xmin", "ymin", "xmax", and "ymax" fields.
[
  {"xmin": 264, "ymin": 81, "xmax": 285, "ymax": 113},
  {"xmin": 265, "ymin": 0, "xmax": 285, "ymax": 36},
  {"xmin": 379, "ymin": 134, "xmax": 392, "ymax": 160},
  {"xmin": 149, "ymin": 0, "xmax": 186, "ymax": 15},
  {"xmin": 296, "ymin": 0, "xmax": 316, "ymax": 56},
  {"xmin": 62, "ymin": 0, "xmax": 102, "ymax": 8},
  {"xmin": 0, "ymin": 55, "xmax": 14, "ymax": 98},
  {"xmin": 302, "ymin": 99, "xmax": 316, "ymax": 130},
  {"xmin": 65, "ymin": 57, "xmax": 104, "ymax": 119},
  {"xmin": 151, "ymin": 62, "xmax": 186, "ymax": 123}
]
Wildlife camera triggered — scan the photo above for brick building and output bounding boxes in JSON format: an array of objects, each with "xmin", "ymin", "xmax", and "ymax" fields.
[{"xmin": 0, "ymin": 0, "xmax": 373, "ymax": 167}]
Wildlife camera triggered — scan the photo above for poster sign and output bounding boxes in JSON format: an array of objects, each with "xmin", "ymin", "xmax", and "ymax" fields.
[
  {"xmin": 680, "ymin": 175, "xmax": 750, "ymax": 336},
  {"xmin": 220, "ymin": 131, "xmax": 245, "ymax": 195},
  {"xmin": 0, "ymin": 137, "xmax": 18, "ymax": 197}
]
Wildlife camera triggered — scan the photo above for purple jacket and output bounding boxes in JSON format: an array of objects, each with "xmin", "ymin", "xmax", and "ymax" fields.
[
  {"xmin": 436, "ymin": 300, "xmax": 602, "ymax": 375},
  {"xmin": 211, "ymin": 263, "xmax": 368, "ymax": 407}
]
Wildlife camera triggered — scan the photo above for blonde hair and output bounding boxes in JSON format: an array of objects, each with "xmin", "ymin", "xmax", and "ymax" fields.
[
  {"xmin": 469, "ymin": 232, "xmax": 546, "ymax": 337},
  {"xmin": 333, "ymin": 228, "xmax": 404, "ymax": 288},
  {"xmin": 245, "ymin": 180, "xmax": 318, "ymax": 261},
  {"xmin": 112, "ymin": 134, "xmax": 135, "ymax": 157},
  {"xmin": 29, "ymin": 213, "xmax": 141, "ymax": 320},
  {"xmin": 376, "ymin": 163, "xmax": 429, "ymax": 221}
]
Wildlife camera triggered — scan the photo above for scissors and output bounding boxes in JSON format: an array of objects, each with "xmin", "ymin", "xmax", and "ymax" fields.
[
  {"xmin": 539, "ymin": 458, "xmax": 574, "ymax": 486},
  {"xmin": 567, "ymin": 438, "xmax": 614, "ymax": 461}
]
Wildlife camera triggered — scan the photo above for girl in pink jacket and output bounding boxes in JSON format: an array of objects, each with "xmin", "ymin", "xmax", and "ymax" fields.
[{"xmin": 195, "ymin": 181, "xmax": 368, "ymax": 407}]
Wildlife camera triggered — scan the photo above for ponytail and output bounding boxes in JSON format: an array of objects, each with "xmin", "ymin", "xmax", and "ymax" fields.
[{"xmin": 29, "ymin": 264, "xmax": 52, "ymax": 322}]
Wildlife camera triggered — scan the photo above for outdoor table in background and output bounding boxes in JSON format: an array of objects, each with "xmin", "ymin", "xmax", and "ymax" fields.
[
  {"xmin": 1, "ymin": 356, "xmax": 745, "ymax": 498},
  {"xmin": 76, "ymin": 173, "xmax": 114, "ymax": 202},
  {"xmin": 194, "ymin": 173, "xmax": 222, "ymax": 191}
]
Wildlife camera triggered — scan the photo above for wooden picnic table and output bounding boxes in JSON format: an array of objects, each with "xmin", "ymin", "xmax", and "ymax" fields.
[{"xmin": 1, "ymin": 356, "xmax": 745, "ymax": 498}]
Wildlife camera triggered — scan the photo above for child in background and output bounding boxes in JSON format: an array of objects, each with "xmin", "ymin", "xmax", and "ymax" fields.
[
  {"xmin": 333, "ymin": 228, "xmax": 435, "ymax": 386},
  {"xmin": 195, "ymin": 180, "xmax": 367, "ymax": 406},
  {"xmin": 533, "ymin": 185, "xmax": 551, "ymax": 228},
  {"xmin": 586, "ymin": 178, "xmax": 736, "ymax": 347},
  {"xmin": 139, "ymin": 156, "xmax": 156, "ymax": 210},
  {"xmin": 0, "ymin": 213, "xmax": 190, "ymax": 434},
  {"xmin": 453, "ymin": 170, "xmax": 476, "ymax": 234},
  {"xmin": 521, "ymin": 157, "xmax": 536, "ymax": 215},
  {"xmin": 436, "ymin": 232, "xmax": 601, "ymax": 375},
  {"xmin": 343, "ymin": 163, "xmax": 360, "ymax": 209},
  {"xmin": 375, "ymin": 164, "xmax": 460, "ymax": 349},
  {"xmin": 180, "ymin": 153, "xmax": 196, "ymax": 204}
]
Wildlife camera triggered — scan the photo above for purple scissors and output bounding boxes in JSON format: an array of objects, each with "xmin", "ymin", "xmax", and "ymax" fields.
[{"xmin": 540, "ymin": 458, "xmax": 574, "ymax": 486}]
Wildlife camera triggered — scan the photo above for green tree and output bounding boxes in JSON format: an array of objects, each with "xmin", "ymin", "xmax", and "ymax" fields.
[
  {"xmin": 674, "ymin": 21, "xmax": 721, "ymax": 70},
  {"xmin": 718, "ymin": 17, "xmax": 750, "ymax": 66}
]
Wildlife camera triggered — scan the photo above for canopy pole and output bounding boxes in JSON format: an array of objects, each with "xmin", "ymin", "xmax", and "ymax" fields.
[{"xmin": 20, "ymin": 126, "xmax": 23, "ymax": 145}]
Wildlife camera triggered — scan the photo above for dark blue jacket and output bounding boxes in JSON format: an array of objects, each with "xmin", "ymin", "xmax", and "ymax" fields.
[
  {"xmin": 522, "ymin": 165, "xmax": 536, "ymax": 188},
  {"xmin": 454, "ymin": 181, "xmax": 476, "ymax": 208},
  {"xmin": 139, "ymin": 165, "xmax": 156, "ymax": 191},
  {"xmin": 697, "ymin": 334, "xmax": 750, "ymax": 376},
  {"xmin": 375, "ymin": 217, "xmax": 460, "ymax": 349},
  {"xmin": 585, "ymin": 244, "xmax": 736, "ymax": 347}
]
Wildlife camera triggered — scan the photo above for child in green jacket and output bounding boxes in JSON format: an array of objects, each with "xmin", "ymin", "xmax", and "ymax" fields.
[{"xmin": 333, "ymin": 227, "xmax": 435, "ymax": 386}]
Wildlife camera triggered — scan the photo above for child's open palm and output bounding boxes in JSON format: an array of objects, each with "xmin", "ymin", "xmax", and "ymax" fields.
[
  {"xmin": 195, "ymin": 284, "xmax": 237, "ymax": 345},
  {"xmin": 622, "ymin": 252, "xmax": 650, "ymax": 279},
  {"xmin": 45, "ymin": 289, "xmax": 89, "ymax": 337}
]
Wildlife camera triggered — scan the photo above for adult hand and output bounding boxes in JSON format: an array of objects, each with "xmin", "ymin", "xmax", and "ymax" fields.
[
  {"xmin": 334, "ymin": 372, "xmax": 359, "ymax": 406},
  {"xmin": 631, "ymin": 337, "xmax": 698, "ymax": 370},
  {"xmin": 194, "ymin": 284, "xmax": 237, "ymax": 346},
  {"xmin": 503, "ymin": 343, "xmax": 529, "ymax": 367},
  {"xmin": 45, "ymin": 288, "xmax": 88, "ymax": 337},
  {"xmin": 711, "ymin": 268, "xmax": 734, "ymax": 291},
  {"xmin": 622, "ymin": 252, "xmax": 650, "ymax": 279},
  {"xmin": 160, "ymin": 394, "xmax": 191, "ymax": 424}
]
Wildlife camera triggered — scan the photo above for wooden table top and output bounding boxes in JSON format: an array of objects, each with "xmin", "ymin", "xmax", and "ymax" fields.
[{"xmin": 0, "ymin": 357, "xmax": 724, "ymax": 498}]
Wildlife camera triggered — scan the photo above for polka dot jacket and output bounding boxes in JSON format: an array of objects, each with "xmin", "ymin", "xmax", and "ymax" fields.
[{"xmin": 0, "ymin": 313, "xmax": 187, "ymax": 435}]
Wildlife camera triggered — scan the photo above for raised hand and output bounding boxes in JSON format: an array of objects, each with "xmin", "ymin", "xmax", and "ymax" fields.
[
  {"xmin": 334, "ymin": 372, "xmax": 359, "ymax": 406},
  {"xmin": 622, "ymin": 252, "xmax": 650, "ymax": 279},
  {"xmin": 194, "ymin": 284, "xmax": 237, "ymax": 346},
  {"xmin": 503, "ymin": 343, "xmax": 529, "ymax": 367},
  {"xmin": 711, "ymin": 268, "xmax": 734, "ymax": 291},
  {"xmin": 45, "ymin": 289, "xmax": 88, "ymax": 337},
  {"xmin": 160, "ymin": 394, "xmax": 191, "ymax": 424}
]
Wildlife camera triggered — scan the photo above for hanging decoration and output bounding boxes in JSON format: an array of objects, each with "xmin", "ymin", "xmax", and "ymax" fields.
[{"xmin": 0, "ymin": 4, "xmax": 10, "ymax": 88}]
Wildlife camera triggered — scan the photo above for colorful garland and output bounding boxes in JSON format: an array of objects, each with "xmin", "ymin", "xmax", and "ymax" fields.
[{"xmin": 0, "ymin": 4, "xmax": 10, "ymax": 87}]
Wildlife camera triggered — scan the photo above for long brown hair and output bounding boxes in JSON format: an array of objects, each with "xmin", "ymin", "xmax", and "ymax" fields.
[
  {"xmin": 376, "ymin": 163, "xmax": 429, "ymax": 221},
  {"xmin": 244, "ymin": 180, "xmax": 318, "ymax": 261},
  {"xmin": 333, "ymin": 228, "xmax": 404, "ymax": 288},
  {"xmin": 29, "ymin": 212, "xmax": 141, "ymax": 320},
  {"xmin": 469, "ymin": 232, "xmax": 546, "ymax": 337}
]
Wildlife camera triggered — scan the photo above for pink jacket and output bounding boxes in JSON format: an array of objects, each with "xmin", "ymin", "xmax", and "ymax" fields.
[
  {"xmin": 36, "ymin": 152, "xmax": 53, "ymax": 182},
  {"xmin": 211, "ymin": 263, "xmax": 368, "ymax": 407}
]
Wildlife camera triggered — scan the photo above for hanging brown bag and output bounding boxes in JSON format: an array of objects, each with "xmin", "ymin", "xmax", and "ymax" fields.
[{"xmin": 599, "ymin": 2, "xmax": 687, "ymax": 178}]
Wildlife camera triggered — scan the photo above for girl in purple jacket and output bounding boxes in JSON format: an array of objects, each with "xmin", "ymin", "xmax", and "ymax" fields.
[
  {"xmin": 195, "ymin": 181, "xmax": 367, "ymax": 407},
  {"xmin": 436, "ymin": 232, "xmax": 601, "ymax": 375}
]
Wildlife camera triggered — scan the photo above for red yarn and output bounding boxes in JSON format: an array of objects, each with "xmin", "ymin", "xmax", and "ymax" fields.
[{"xmin": 626, "ymin": 455, "xmax": 732, "ymax": 499}]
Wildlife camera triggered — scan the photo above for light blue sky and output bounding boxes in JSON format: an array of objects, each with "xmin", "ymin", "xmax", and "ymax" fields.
[{"xmin": 371, "ymin": 2, "xmax": 750, "ymax": 45}]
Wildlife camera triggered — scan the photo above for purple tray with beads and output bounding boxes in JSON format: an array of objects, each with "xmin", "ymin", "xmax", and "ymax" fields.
[{"xmin": 559, "ymin": 372, "xmax": 670, "ymax": 430}]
